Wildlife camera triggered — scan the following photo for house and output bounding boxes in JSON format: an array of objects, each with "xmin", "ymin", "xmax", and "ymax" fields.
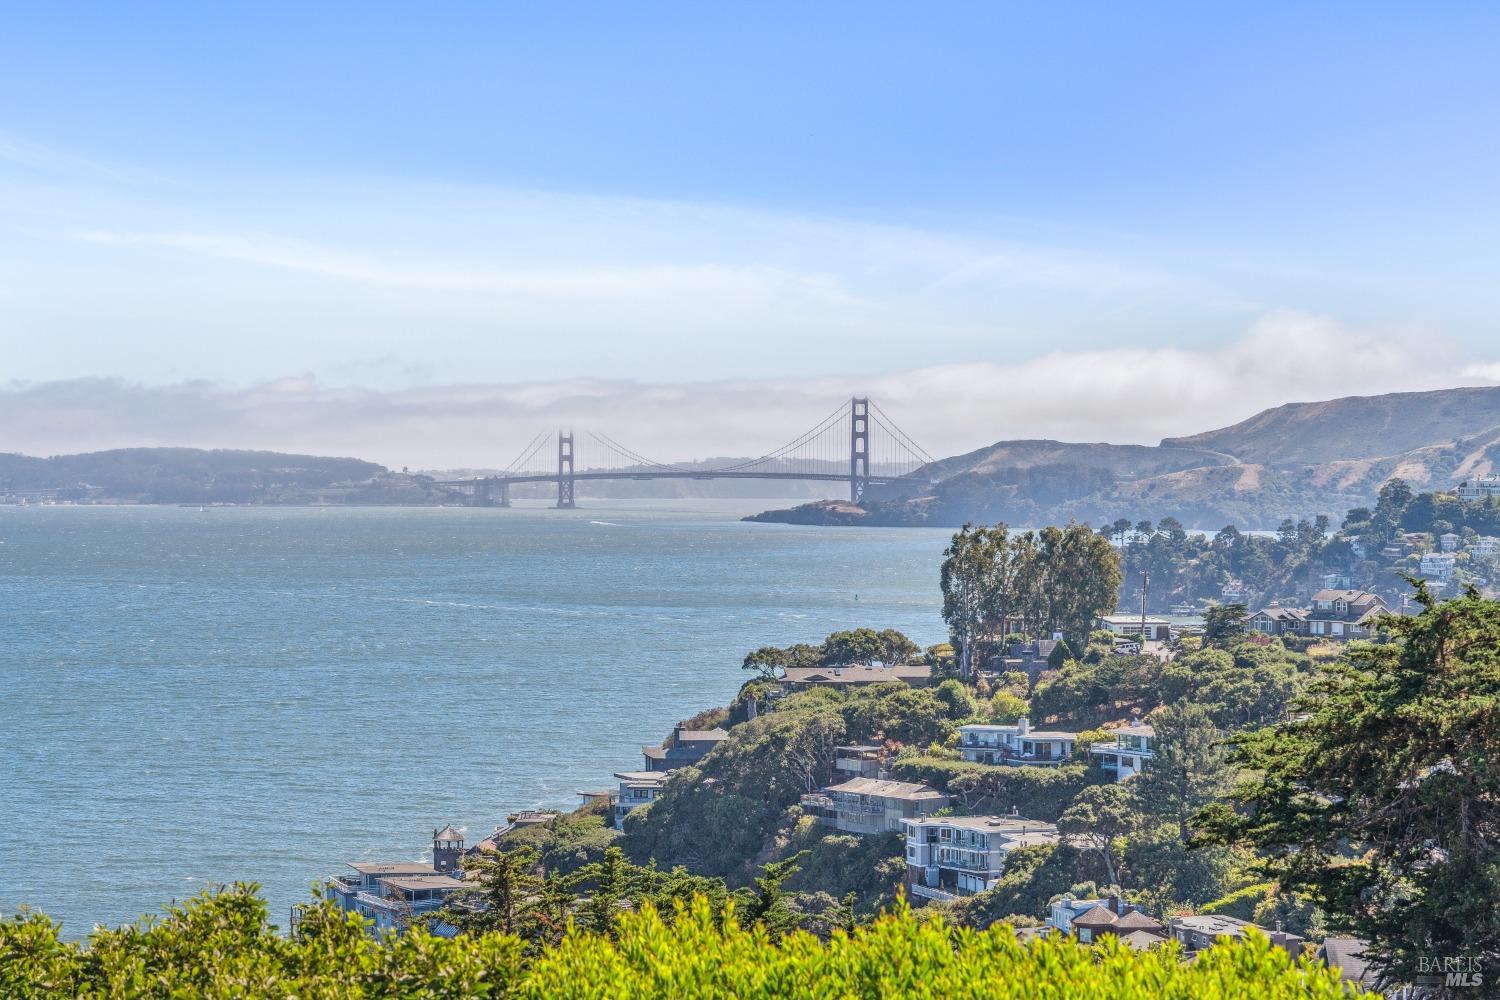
[
  {"xmin": 1419, "ymin": 552, "xmax": 1457, "ymax": 583},
  {"xmin": 642, "ymin": 724, "xmax": 730, "ymax": 771},
  {"xmin": 1457, "ymin": 474, "xmax": 1500, "ymax": 502},
  {"xmin": 1047, "ymin": 894, "xmax": 1153, "ymax": 936},
  {"xmin": 1305, "ymin": 589, "xmax": 1389, "ymax": 639},
  {"xmin": 1473, "ymin": 536, "xmax": 1500, "ymax": 558},
  {"xmin": 800, "ymin": 777, "xmax": 947, "ymax": 835},
  {"xmin": 1248, "ymin": 602, "xmax": 1308, "ymax": 637},
  {"xmin": 1094, "ymin": 614, "xmax": 1171, "ymax": 641},
  {"xmin": 982, "ymin": 637, "xmax": 1063, "ymax": 686},
  {"xmin": 902, "ymin": 815, "xmax": 1060, "ymax": 901},
  {"xmin": 612, "ymin": 770, "xmax": 670, "ymax": 829},
  {"xmin": 1320, "ymin": 572, "xmax": 1351, "ymax": 589},
  {"xmin": 324, "ymin": 829, "xmax": 468, "ymax": 936},
  {"xmin": 1220, "ymin": 581, "xmax": 1248, "ymax": 604},
  {"xmin": 1169, "ymin": 914, "xmax": 1305, "ymax": 957},
  {"xmin": 832, "ymin": 744, "xmax": 887, "ymax": 780},
  {"xmin": 958, "ymin": 718, "xmax": 1078, "ymax": 766},
  {"xmin": 1440, "ymin": 532, "xmax": 1462, "ymax": 553},
  {"xmin": 779, "ymin": 662, "xmax": 933, "ymax": 690},
  {"xmin": 1068, "ymin": 898, "xmax": 1167, "ymax": 946},
  {"xmin": 1089, "ymin": 724, "xmax": 1155, "ymax": 781}
]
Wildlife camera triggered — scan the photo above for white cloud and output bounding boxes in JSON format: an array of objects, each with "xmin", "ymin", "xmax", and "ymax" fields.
[{"xmin": 1, "ymin": 313, "xmax": 1489, "ymax": 469}]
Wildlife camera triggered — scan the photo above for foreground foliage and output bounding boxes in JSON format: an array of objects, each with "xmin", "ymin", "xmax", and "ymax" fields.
[
  {"xmin": 0, "ymin": 885, "xmax": 1369, "ymax": 999},
  {"xmin": 1200, "ymin": 584, "xmax": 1500, "ymax": 988}
]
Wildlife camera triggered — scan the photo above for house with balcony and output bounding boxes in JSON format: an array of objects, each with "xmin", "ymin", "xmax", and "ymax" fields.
[
  {"xmin": 958, "ymin": 718, "xmax": 1078, "ymax": 766},
  {"xmin": 1419, "ymin": 552, "xmax": 1457, "ymax": 584},
  {"xmin": 1305, "ymin": 589, "xmax": 1389, "ymax": 639},
  {"xmin": 902, "ymin": 815, "xmax": 1060, "ymax": 902},
  {"xmin": 1457, "ymin": 474, "xmax": 1500, "ymax": 502},
  {"xmin": 612, "ymin": 770, "xmax": 670, "ymax": 829},
  {"xmin": 1440, "ymin": 532, "xmax": 1462, "ymax": 553},
  {"xmin": 1248, "ymin": 602, "xmax": 1308, "ymax": 637},
  {"xmin": 641, "ymin": 724, "xmax": 730, "ymax": 771},
  {"xmin": 1088, "ymin": 724, "xmax": 1155, "ymax": 781},
  {"xmin": 831, "ymin": 744, "xmax": 887, "ymax": 780},
  {"xmin": 324, "ymin": 829, "xmax": 468, "ymax": 937},
  {"xmin": 801, "ymin": 777, "xmax": 946, "ymax": 836},
  {"xmin": 1473, "ymin": 536, "xmax": 1500, "ymax": 558}
]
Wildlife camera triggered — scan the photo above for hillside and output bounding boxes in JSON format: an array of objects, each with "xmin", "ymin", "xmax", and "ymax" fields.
[
  {"xmin": 1161, "ymin": 385, "xmax": 1500, "ymax": 465},
  {"xmin": 752, "ymin": 385, "xmax": 1500, "ymax": 529},
  {"xmin": 915, "ymin": 439, "xmax": 1235, "ymax": 480},
  {"xmin": 0, "ymin": 447, "xmax": 397, "ymax": 504}
]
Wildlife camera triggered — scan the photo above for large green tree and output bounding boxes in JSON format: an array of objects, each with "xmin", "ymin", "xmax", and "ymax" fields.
[
  {"xmin": 1198, "ymin": 585, "xmax": 1500, "ymax": 989},
  {"xmin": 1132, "ymin": 702, "xmax": 1234, "ymax": 845}
]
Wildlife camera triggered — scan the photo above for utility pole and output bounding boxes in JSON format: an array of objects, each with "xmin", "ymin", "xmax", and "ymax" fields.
[{"xmin": 1140, "ymin": 571, "xmax": 1149, "ymax": 648}]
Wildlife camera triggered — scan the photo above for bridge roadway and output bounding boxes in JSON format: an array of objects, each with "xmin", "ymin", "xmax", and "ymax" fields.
[
  {"xmin": 439, "ymin": 470, "xmax": 915, "ymax": 486},
  {"xmin": 437, "ymin": 469, "xmax": 933, "ymax": 507}
]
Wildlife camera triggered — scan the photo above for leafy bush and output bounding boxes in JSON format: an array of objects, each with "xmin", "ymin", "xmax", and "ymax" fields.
[
  {"xmin": 1200, "ymin": 883, "xmax": 1274, "ymax": 921},
  {"xmin": 1, "ymin": 883, "xmax": 1368, "ymax": 997}
]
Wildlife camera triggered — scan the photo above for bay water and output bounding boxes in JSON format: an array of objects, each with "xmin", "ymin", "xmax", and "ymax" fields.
[{"xmin": 0, "ymin": 502, "xmax": 949, "ymax": 934}]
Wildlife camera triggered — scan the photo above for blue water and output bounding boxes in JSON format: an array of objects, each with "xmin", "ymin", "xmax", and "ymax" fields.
[{"xmin": 0, "ymin": 501, "xmax": 949, "ymax": 934}]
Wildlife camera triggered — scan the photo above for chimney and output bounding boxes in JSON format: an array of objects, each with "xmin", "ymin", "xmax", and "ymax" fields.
[
  {"xmin": 1016, "ymin": 717, "xmax": 1030, "ymax": 736},
  {"xmin": 1108, "ymin": 893, "xmax": 1121, "ymax": 915}
]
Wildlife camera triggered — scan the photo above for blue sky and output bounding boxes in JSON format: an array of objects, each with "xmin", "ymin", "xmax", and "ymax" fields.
[{"xmin": 3, "ymin": 3, "xmax": 1500, "ymax": 464}]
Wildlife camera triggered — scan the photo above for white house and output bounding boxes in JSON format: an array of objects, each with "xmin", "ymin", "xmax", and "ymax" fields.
[
  {"xmin": 903, "ymin": 815, "xmax": 1059, "ymax": 901},
  {"xmin": 1473, "ymin": 536, "xmax": 1500, "ymax": 558},
  {"xmin": 1094, "ymin": 614, "xmax": 1172, "ymax": 641},
  {"xmin": 1457, "ymin": 475, "xmax": 1500, "ymax": 502},
  {"xmin": 1089, "ymin": 724, "xmax": 1155, "ymax": 781},
  {"xmin": 1440, "ymin": 532, "xmax": 1462, "ymax": 553},
  {"xmin": 958, "ymin": 718, "xmax": 1078, "ymax": 766},
  {"xmin": 613, "ymin": 770, "xmax": 670, "ymax": 829},
  {"xmin": 1420, "ymin": 552, "xmax": 1457, "ymax": 583}
]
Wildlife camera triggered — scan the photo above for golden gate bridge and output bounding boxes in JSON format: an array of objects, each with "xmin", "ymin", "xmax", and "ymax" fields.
[{"xmin": 438, "ymin": 397, "xmax": 935, "ymax": 508}]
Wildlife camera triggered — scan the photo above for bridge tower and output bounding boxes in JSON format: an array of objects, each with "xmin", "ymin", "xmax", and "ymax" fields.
[
  {"xmin": 556, "ymin": 430, "xmax": 576, "ymax": 508},
  {"xmin": 849, "ymin": 396, "xmax": 870, "ymax": 503}
]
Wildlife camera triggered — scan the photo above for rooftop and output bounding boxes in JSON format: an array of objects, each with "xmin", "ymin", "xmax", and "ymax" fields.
[
  {"xmin": 614, "ymin": 770, "xmax": 670, "ymax": 784},
  {"xmin": 780, "ymin": 663, "xmax": 932, "ymax": 685},
  {"xmin": 433, "ymin": 825, "xmax": 462, "ymax": 841},
  {"xmin": 825, "ymin": 777, "xmax": 945, "ymax": 801},
  {"xmin": 347, "ymin": 861, "xmax": 437, "ymax": 876},
  {"xmin": 677, "ymin": 728, "xmax": 729, "ymax": 742},
  {"xmin": 382, "ymin": 874, "xmax": 468, "ymax": 893},
  {"xmin": 911, "ymin": 814, "xmax": 1057, "ymax": 834}
]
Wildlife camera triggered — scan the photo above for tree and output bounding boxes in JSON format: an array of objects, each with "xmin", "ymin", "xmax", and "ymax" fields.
[
  {"xmin": 1198, "ymin": 585, "xmax": 1500, "ymax": 989},
  {"xmin": 572, "ymin": 846, "xmax": 644, "ymax": 938},
  {"xmin": 1131, "ymin": 702, "xmax": 1234, "ymax": 845},
  {"xmin": 744, "ymin": 851, "xmax": 810, "ymax": 940},
  {"xmin": 440, "ymin": 845, "xmax": 544, "ymax": 937},
  {"xmin": 1201, "ymin": 603, "xmax": 1248, "ymax": 649},
  {"xmin": 820, "ymin": 629, "xmax": 885, "ymax": 667},
  {"xmin": 941, "ymin": 524, "xmax": 1003, "ymax": 680},
  {"xmin": 742, "ymin": 645, "xmax": 790, "ymax": 679},
  {"xmin": 877, "ymin": 628, "xmax": 921, "ymax": 665},
  {"xmin": 1056, "ymin": 783, "xmax": 1137, "ymax": 888}
]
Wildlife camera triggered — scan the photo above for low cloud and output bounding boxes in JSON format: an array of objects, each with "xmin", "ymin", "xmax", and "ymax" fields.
[{"xmin": 0, "ymin": 313, "xmax": 1489, "ymax": 470}]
